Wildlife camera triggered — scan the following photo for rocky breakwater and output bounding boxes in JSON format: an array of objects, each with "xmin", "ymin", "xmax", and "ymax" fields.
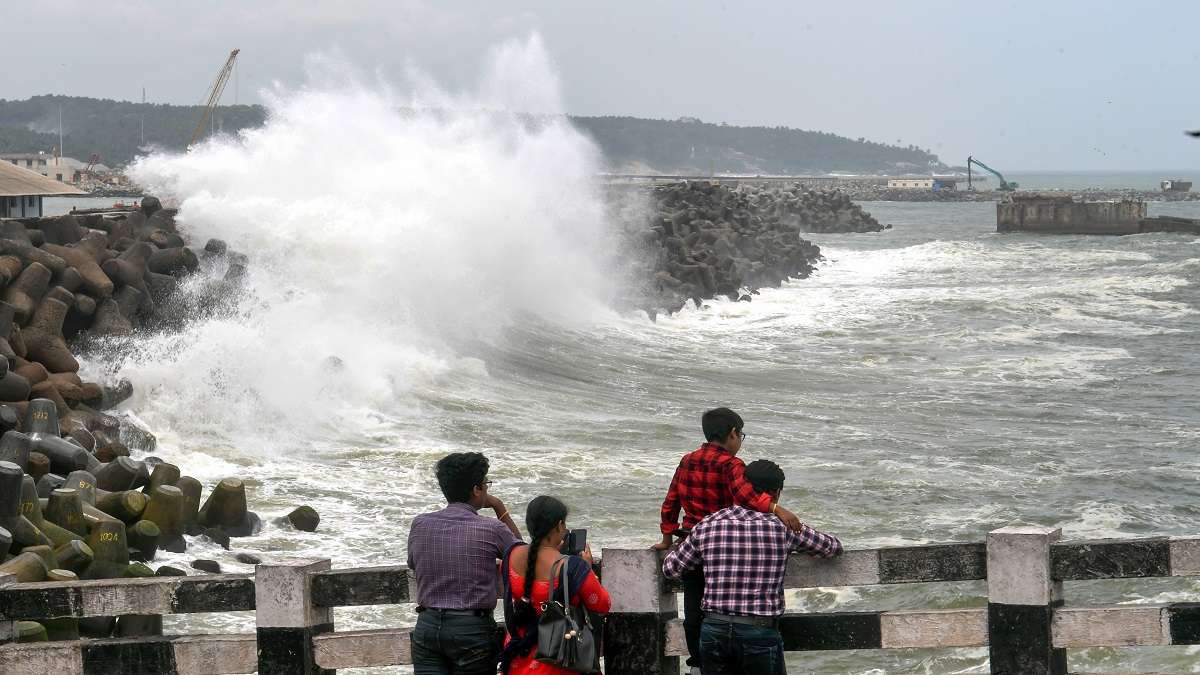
[
  {"xmin": 0, "ymin": 200, "xmax": 317, "ymax": 643},
  {"xmin": 632, "ymin": 182, "xmax": 883, "ymax": 316},
  {"xmin": 743, "ymin": 183, "xmax": 888, "ymax": 234},
  {"xmin": 838, "ymin": 184, "xmax": 1200, "ymax": 203}
]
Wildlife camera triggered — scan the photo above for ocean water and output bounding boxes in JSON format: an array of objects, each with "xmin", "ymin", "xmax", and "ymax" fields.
[
  {"xmin": 53, "ymin": 44, "xmax": 1200, "ymax": 673},
  {"xmin": 72, "ymin": 200, "xmax": 1200, "ymax": 674}
]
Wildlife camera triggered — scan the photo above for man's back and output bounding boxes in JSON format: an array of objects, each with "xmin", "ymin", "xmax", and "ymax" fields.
[{"xmin": 407, "ymin": 502, "xmax": 515, "ymax": 610}]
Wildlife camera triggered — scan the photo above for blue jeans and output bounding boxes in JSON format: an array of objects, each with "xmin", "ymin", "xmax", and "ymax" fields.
[
  {"xmin": 699, "ymin": 618, "xmax": 785, "ymax": 675},
  {"xmin": 411, "ymin": 611, "xmax": 499, "ymax": 675}
]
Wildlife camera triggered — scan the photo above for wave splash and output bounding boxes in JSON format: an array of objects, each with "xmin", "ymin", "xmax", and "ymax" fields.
[{"xmin": 117, "ymin": 35, "xmax": 617, "ymax": 453}]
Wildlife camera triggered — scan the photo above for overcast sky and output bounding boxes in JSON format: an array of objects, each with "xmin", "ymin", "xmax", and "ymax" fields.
[{"xmin": 9, "ymin": 0, "xmax": 1200, "ymax": 170}]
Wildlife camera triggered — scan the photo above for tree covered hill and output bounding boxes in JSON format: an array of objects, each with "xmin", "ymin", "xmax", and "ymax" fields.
[
  {"xmin": 571, "ymin": 116, "xmax": 944, "ymax": 174},
  {"xmin": 0, "ymin": 95, "xmax": 943, "ymax": 173}
]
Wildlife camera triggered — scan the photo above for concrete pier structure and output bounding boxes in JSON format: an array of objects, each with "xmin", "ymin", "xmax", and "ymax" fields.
[
  {"xmin": 997, "ymin": 193, "xmax": 1200, "ymax": 235},
  {"xmin": 997, "ymin": 194, "xmax": 1146, "ymax": 234}
]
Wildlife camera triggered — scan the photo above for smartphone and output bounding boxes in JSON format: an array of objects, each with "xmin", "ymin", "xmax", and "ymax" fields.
[{"xmin": 562, "ymin": 528, "xmax": 588, "ymax": 555}]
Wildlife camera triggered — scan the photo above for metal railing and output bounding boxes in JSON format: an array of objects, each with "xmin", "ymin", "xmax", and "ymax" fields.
[{"xmin": 1, "ymin": 525, "xmax": 1197, "ymax": 673}]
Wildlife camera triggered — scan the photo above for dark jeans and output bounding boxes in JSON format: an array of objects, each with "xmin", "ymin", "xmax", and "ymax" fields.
[
  {"xmin": 699, "ymin": 618, "xmax": 785, "ymax": 675},
  {"xmin": 411, "ymin": 611, "xmax": 499, "ymax": 675},
  {"xmin": 681, "ymin": 567, "xmax": 706, "ymax": 668}
]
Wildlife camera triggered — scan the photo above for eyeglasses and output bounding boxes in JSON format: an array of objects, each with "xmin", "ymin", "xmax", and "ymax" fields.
[
  {"xmin": 737, "ymin": 431, "xmax": 747, "ymax": 440},
  {"xmin": 482, "ymin": 480, "xmax": 494, "ymax": 488}
]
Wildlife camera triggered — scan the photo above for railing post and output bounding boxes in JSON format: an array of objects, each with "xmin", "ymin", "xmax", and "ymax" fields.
[
  {"xmin": 986, "ymin": 525, "xmax": 1066, "ymax": 675},
  {"xmin": 255, "ymin": 558, "xmax": 334, "ymax": 675},
  {"xmin": 0, "ymin": 573, "xmax": 15, "ymax": 645},
  {"xmin": 602, "ymin": 549, "xmax": 679, "ymax": 675}
]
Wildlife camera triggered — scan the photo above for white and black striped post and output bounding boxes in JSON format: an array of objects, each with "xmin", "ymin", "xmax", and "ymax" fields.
[
  {"xmin": 602, "ymin": 548, "xmax": 679, "ymax": 675},
  {"xmin": 986, "ymin": 525, "xmax": 1066, "ymax": 675},
  {"xmin": 255, "ymin": 558, "xmax": 334, "ymax": 675}
]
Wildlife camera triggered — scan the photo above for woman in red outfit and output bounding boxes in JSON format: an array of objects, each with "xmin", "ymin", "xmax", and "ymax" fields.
[{"xmin": 500, "ymin": 496, "xmax": 611, "ymax": 674}]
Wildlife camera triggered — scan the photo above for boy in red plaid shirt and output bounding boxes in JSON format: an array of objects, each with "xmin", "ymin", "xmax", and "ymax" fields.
[{"xmin": 652, "ymin": 408, "xmax": 803, "ymax": 673}]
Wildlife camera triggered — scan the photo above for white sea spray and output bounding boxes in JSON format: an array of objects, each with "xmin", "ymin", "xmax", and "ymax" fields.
[{"xmin": 123, "ymin": 35, "xmax": 615, "ymax": 453}]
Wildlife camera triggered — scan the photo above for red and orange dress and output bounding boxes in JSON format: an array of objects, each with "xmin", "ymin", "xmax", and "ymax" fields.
[{"xmin": 501, "ymin": 544, "xmax": 612, "ymax": 675}]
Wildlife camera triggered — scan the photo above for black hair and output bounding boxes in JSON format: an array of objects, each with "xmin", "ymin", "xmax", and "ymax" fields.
[
  {"xmin": 523, "ymin": 495, "xmax": 569, "ymax": 602},
  {"xmin": 435, "ymin": 452, "xmax": 489, "ymax": 503},
  {"xmin": 745, "ymin": 459, "xmax": 785, "ymax": 494},
  {"xmin": 702, "ymin": 407, "xmax": 744, "ymax": 442}
]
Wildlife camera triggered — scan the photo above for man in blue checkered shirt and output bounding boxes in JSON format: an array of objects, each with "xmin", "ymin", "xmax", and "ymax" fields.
[{"xmin": 663, "ymin": 459, "xmax": 842, "ymax": 675}]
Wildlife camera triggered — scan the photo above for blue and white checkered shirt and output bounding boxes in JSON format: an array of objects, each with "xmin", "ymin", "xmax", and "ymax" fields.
[{"xmin": 662, "ymin": 505, "xmax": 841, "ymax": 617}]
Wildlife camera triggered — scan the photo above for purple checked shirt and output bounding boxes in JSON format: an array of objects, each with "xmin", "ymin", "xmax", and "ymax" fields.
[
  {"xmin": 662, "ymin": 505, "xmax": 842, "ymax": 617},
  {"xmin": 406, "ymin": 502, "xmax": 518, "ymax": 610}
]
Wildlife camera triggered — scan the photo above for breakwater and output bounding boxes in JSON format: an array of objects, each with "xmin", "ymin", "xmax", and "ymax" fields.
[
  {"xmin": 630, "ymin": 181, "xmax": 883, "ymax": 316},
  {"xmin": 0, "ymin": 201, "xmax": 321, "ymax": 641}
]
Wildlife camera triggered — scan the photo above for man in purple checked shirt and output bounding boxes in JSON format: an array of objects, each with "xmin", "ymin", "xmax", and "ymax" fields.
[
  {"xmin": 407, "ymin": 452, "xmax": 522, "ymax": 674},
  {"xmin": 663, "ymin": 459, "xmax": 842, "ymax": 675}
]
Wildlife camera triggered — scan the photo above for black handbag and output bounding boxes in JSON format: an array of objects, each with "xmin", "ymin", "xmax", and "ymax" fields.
[{"xmin": 535, "ymin": 555, "xmax": 600, "ymax": 673}]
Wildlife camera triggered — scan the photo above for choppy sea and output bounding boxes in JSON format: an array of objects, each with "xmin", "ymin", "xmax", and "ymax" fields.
[{"xmin": 40, "ymin": 194, "xmax": 1198, "ymax": 673}]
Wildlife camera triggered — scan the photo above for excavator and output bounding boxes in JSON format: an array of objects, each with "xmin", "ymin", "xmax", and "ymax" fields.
[
  {"xmin": 966, "ymin": 156, "xmax": 1018, "ymax": 191},
  {"xmin": 189, "ymin": 49, "xmax": 240, "ymax": 147}
]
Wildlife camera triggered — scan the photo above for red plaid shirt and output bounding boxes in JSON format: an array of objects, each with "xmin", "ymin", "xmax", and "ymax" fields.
[
  {"xmin": 662, "ymin": 505, "xmax": 842, "ymax": 616},
  {"xmin": 660, "ymin": 442, "xmax": 773, "ymax": 536}
]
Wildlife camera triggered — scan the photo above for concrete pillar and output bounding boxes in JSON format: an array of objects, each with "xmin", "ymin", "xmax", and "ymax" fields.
[
  {"xmin": 601, "ymin": 549, "xmax": 679, "ymax": 675},
  {"xmin": 986, "ymin": 525, "xmax": 1066, "ymax": 675},
  {"xmin": 255, "ymin": 558, "xmax": 334, "ymax": 675},
  {"xmin": 0, "ymin": 572, "xmax": 16, "ymax": 644}
]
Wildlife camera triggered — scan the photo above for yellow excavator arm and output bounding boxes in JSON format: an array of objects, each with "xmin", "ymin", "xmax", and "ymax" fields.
[{"xmin": 189, "ymin": 49, "xmax": 240, "ymax": 147}]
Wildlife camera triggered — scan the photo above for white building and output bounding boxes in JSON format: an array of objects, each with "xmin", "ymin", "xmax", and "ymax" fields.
[
  {"xmin": 0, "ymin": 152, "xmax": 110, "ymax": 184},
  {"xmin": 0, "ymin": 160, "xmax": 85, "ymax": 218},
  {"xmin": 888, "ymin": 178, "xmax": 936, "ymax": 189},
  {"xmin": 887, "ymin": 177, "xmax": 962, "ymax": 191}
]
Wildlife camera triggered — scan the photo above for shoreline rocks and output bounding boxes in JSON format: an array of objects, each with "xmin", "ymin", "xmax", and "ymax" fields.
[
  {"xmin": 0, "ymin": 399, "xmax": 273, "ymax": 640},
  {"xmin": 0, "ymin": 196, "xmax": 303, "ymax": 643}
]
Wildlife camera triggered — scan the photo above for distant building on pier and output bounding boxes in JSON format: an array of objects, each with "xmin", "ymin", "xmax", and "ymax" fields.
[
  {"xmin": 0, "ymin": 160, "xmax": 85, "ymax": 218},
  {"xmin": 0, "ymin": 152, "xmax": 111, "ymax": 184},
  {"xmin": 887, "ymin": 177, "xmax": 961, "ymax": 191}
]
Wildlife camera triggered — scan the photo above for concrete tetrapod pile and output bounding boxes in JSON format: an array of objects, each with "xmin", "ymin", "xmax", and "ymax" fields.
[
  {"xmin": 0, "ymin": 197, "xmax": 244, "ymax": 433},
  {"xmin": 738, "ymin": 183, "xmax": 887, "ymax": 234},
  {"xmin": 0, "ymin": 400, "xmax": 266, "ymax": 641},
  {"xmin": 636, "ymin": 181, "xmax": 882, "ymax": 315},
  {"xmin": 0, "ymin": 200, "xmax": 316, "ymax": 643}
]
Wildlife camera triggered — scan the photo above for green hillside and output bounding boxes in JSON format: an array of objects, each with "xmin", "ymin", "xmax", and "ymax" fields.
[
  {"xmin": 0, "ymin": 95, "xmax": 264, "ymax": 167},
  {"xmin": 572, "ymin": 115, "xmax": 943, "ymax": 174},
  {"xmin": 0, "ymin": 95, "xmax": 943, "ymax": 173}
]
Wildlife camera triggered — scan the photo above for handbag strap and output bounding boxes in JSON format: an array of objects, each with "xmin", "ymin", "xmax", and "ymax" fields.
[
  {"xmin": 552, "ymin": 554, "xmax": 595, "ymax": 632},
  {"xmin": 550, "ymin": 554, "xmax": 571, "ymax": 606}
]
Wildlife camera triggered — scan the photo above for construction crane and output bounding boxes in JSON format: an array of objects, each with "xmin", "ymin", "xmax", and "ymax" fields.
[
  {"xmin": 966, "ymin": 156, "xmax": 1018, "ymax": 191},
  {"xmin": 189, "ymin": 49, "xmax": 240, "ymax": 147}
]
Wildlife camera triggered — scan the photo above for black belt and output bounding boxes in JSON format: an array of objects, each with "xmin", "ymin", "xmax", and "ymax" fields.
[
  {"xmin": 417, "ymin": 607, "xmax": 490, "ymax": 617},
  {"xmin": 705, "ymin": 612, "xmax": 779, "ymax": 628}
]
